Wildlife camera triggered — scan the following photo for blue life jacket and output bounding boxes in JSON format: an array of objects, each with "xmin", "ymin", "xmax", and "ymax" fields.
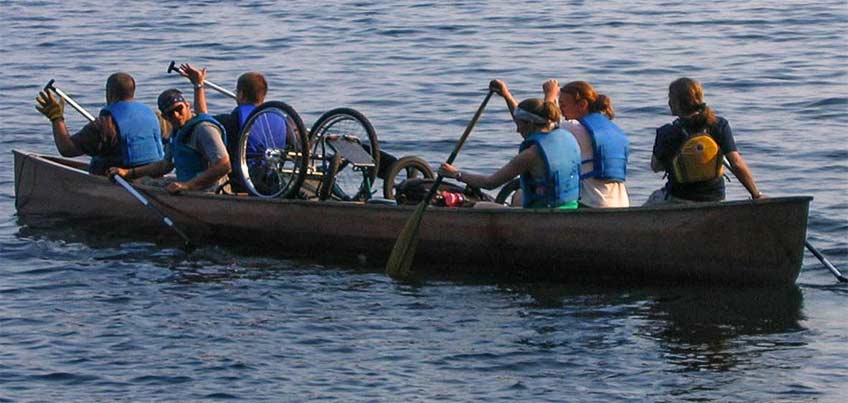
[
  {"xmin": 519, "ymin": 128, "xmax": 580, "ymax": 208},
  {"xmin": 171, "ymin": 114, "xmax": 227, "ymax": 182},
  {"xmin": 235, "ymin": 104, "xmax": 255, "ymax": 129},
  {"xmin": 90, "ymin": 101, "xmax": 163, "ymax": 172},
  {"xmin": 577, "ymin": 113, "xmax": 628, "ymax": 181}
]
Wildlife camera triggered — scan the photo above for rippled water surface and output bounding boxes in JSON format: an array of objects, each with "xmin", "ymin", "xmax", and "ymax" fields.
[{"xmin": 1, "ymin": 1, "xmax": 846, "ymax": 401}]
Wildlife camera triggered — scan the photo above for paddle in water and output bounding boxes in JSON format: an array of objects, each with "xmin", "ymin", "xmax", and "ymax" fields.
[
  {"xmin": 386, "ymin": 90, "xmax": 494, "ymax": 279},
  {"xmin": 42, "ymin": 79, "xmax": 195, "ymax": 252},
  {"xmin": 721, "ymin": 159, "xmax": 845, "ymax": 282}
]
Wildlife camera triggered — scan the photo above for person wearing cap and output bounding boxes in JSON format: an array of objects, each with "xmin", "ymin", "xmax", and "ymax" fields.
[
  {"xmin": 109, "ymin": 84, "xmax": 230, "ymax": 195},
  {"xmin": 35, "ymin": 72, "xmax": 164, "ymax": 175},
  {"xmin": 438, "ymin": 92, "xmax": 581, "ymax": 209}
]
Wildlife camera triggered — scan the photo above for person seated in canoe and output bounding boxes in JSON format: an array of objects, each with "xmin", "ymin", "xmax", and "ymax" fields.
[
  {"xmin": 109, "ymin": 86, "xmax": 230, "ymax": 195},
  {"xmin": 438, "ymin": 95, "xmax": 581, "ymax": 209},
  {"xmin": 174, "ymin": 64, "xmax": 284, "ymax": 194},
  {"xmin": 646, "ymin": 77, "xmax": 764, "ymax": 204},
  {"xmin": 35, "ymin": 72, "xmax": 164, "ymax": 176},
  {"xmin": 489, "ymin": 79, "xmax": 631, "ymax": 208},
  {"xmin": 542, "ymin": 79, "xmax": 631, "ymax": 208}
]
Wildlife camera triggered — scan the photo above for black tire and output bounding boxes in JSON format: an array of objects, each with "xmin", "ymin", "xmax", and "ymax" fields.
[
  {"xmin": 236, "ymin": 101, "xmax": 309, "ymax": 198},
  {"xmin": 382, "ymin": 156, "xmax": 435, "ymax": 199},
  {"xmin": 308, "ymin": 108, "xmax": 380, "ymax": 201},
  {"xmin": 495, "ymin": 178, "xmax": 521, "ymax": 206}
]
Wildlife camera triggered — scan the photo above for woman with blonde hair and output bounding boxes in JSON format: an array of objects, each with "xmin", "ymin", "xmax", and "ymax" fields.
[
  {"xmin": 646, "ymin": 77, "xmax": 763, "ymax": 204},
  {"xmin": 439, "ymin": 88, "xmax": 581, "ymax": 209}
]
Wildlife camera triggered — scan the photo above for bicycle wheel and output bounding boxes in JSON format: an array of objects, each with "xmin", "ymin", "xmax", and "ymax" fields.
[
  {"xmin": 495, "ymin": 178, "xmax": 521, "ymax": 206},
  {"xmin": 308, "ymin": 108, "xmax": 380, "ymax": 201},
  {"xmin": 382, "ymin": 156, "xmax": 435, "ymax": 199},
  {"xmin": 236, "ymin": 101, "xmax": 309, "ymax": 198}
]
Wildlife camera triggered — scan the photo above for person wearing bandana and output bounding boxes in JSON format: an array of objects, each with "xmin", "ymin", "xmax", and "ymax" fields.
[{"xmin": 438, "ymin": 80, "xmax": 581, "ymax": 209}]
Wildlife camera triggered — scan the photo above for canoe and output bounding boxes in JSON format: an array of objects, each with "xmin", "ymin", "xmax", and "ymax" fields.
[{"xmin": 13, "ymin": 150, "xmax": 812, "ymax": 286}]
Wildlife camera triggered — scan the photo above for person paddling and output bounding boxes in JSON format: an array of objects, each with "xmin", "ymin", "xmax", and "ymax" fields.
[
  {"xmin": 439, "ymin": 93, "xmax": 581, "ymax": 209},
  {"xmin": 35, "ymin": 72, "xmax": 164, "ymax": 176},
  {"xmin": 109, "ymin": 86, "xmax": 230, "ymax": 195},
  {"xmin": 646, "ymin": 77, "xmax": 764, "ymax": 204}
]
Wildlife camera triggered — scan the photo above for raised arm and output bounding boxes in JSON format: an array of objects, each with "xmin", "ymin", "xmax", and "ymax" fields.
[
  {"xmin": 489, "ymin": 79, "xmax": 518, "ymax": 118},
  {"xmin": 178, "ymin": 63, "xmax": 208, "ymax": 114}
]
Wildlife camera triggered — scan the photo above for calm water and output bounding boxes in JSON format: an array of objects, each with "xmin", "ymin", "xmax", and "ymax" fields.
[{"xmin": 1, "ymin": 1, "xmax": 847, "ymax": 401}]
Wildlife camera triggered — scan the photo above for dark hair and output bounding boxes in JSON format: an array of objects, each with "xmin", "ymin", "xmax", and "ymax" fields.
[
  {"xmin": 562, "ymin": 81, "xmax": 615, "ymax": 120},
  {"xmin": 516, "ymin": 98, "xmax": 561, "ymax": 125},
  {"xmin": 106, "ymin": 72, "xmax": 135, "ymax": 100},
  {"xmin": 237, "ymin": 72, "xmax": 268, "ymax": 104},
  {"xmin": 668, "ymin": 77, "xmax": 717, "ymax": 127}
]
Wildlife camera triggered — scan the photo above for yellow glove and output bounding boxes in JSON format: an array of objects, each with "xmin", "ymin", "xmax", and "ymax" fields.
[{"xmin": 36, "ymin": 90, "xmax": 65, "ymax": 121}]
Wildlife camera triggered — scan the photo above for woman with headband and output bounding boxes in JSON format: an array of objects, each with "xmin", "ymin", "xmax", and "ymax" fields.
[{"xmin": 438, "ymin": 82, "xmax": 581, "ymax": 209}]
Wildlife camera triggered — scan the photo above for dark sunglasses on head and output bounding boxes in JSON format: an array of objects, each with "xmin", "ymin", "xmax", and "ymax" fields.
[{"xmin": 165, "ymin": 104, "xmax": 185, "ymax": 117}]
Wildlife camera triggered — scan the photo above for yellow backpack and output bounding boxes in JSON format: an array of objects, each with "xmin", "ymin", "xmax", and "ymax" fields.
[{"xmin": 671, "ymin": 128, "xmax": 723, "ymax": 183}]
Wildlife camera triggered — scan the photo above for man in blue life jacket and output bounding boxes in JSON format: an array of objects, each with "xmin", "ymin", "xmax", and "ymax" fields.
[
  {"xmin": 35, "ymin": 72, "xmax": 164, "ymax": 176},
  {"xmin": 109, "ymin": 87, "xmax": 230, "ymax": 195},
  {"xmin": 176, "ymin": 64, "xmax": 284, "ymax": 194}
]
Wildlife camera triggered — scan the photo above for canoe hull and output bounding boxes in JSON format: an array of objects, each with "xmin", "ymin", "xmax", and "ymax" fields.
[{"xmin": 13, "ymin": 150, "xmax": 811, "ymax": 285}]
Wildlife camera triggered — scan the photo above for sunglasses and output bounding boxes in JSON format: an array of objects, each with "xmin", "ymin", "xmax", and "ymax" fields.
[{"xmin": 164, "ymin": 103, "xmax": 185, "ymax": 118}]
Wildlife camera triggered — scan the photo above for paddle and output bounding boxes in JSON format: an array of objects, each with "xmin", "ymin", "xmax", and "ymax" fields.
[
  {"xmin": 43, "ymin": 80, "xmax": 195, "ymax": 251},
  {"xmin": 721, "ymin": 159, "xmax": 845, "ymax": 282},
  {"xmin": 167, "ymin": 61, "xmax": 236, "ymax": 100},
  {"xmin": 385, "ymin": 90, "xmax": 494, "ymax": 279}
]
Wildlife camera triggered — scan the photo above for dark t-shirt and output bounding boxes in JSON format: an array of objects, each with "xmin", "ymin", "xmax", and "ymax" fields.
[
  {"xmin": 70, "ymin": 114, "xmax": 120, "ymax": 175},
  {"xmin": 653, "ymin": 116, "xmax": 737, "ymax": 201}
]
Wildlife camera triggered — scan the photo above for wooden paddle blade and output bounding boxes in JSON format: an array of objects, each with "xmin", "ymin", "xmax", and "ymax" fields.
[{"xmin": 385, "ymin": 201, "xmax": 428, "ymax": 279}]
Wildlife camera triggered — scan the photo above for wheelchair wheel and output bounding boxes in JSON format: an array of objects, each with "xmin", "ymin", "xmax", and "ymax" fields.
[
  {"xmin": 236, "ymin": 101, "xmax": 309, "ymax": 198},
  {"xmin": 382, "ymin": 156, "xmax": 435, "ymax": 199},
  {"xmin": 495, "ymin": 178, "xmax": 521, "ymax": 206},
  {"xmin": 308, "ymin": 108, "xmax": 380, "ymax": 201}
]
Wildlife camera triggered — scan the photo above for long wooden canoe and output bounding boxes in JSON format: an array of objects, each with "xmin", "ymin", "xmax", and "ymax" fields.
[{"xmin": 13, "ymin": 150, "xmax": 812, "ymax": 285}]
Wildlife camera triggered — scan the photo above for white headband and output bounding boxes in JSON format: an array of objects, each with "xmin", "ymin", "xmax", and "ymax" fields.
[{"xmin": 513, "ymin": 107, "xmax": 550, "ymax": 125}]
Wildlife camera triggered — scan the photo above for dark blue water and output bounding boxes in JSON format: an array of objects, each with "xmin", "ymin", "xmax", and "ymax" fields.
[{"xmin": 1, "ymin": 1, "xmax": 847, "ymax": 401}]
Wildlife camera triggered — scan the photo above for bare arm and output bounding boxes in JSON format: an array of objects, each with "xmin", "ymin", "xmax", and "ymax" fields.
[
  {"xmin": 439, "ymin": 146, "xmax": 537, "ymax": 190},
  {"xmin": 177, "ymin": 156, "xmax": 231, "ymax": 192},
  {"xmin": 543, "ymin": 79, "xmax": 560, "ymax": 105},
  {"xmin": 725, "ymin": 151, "xmax": 764, "ymax": 199},
  {"xmin": 109, "ymin": 159, "xmax": 173, "ymax": 180},
  {"xmin": 51, "ymin": 120, "xmax": 84, "ymax": 157},
  {"xmin": 179, "ymin": 63, "xmax": 208, "ymax": 114},
  {"xmin": 489, "ymin": 79, "xmax": 518, "ymax": 117}
]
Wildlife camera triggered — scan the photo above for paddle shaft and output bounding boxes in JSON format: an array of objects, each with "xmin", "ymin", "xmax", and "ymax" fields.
[
  {"xmin": 167, "ymin": 61, "xmax": 236, "ymax": 100},
  {"xmin": 421, "ymin": 90, "xmax": 495, "ymax": 204},
  {"xmin": 113, "ymin": 175, "xmax": 193, "ymax": 247},
  {"xmin": 385, "ymin": 90, "xmax": 493, "ymax": 279},
  {"xmin": 722, "ymin": 159, "xmax": 844, "ymax": 282},
  {"xmin": 44, "ymin": 80, "xmax": 96, "ymax": 121},
  {"xmin": 43, "ymin": 79, "xmax": 194, "ymax": 250}
]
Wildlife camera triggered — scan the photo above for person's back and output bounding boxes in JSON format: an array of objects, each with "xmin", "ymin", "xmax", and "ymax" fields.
[
  {"xmin": 35, "ymin": 72, "xmax": 163, "ymax": 175},
  {"xmin": 519, "ymin": 126, "xmax": 581, "ymax": 209},
  {"xmin": 647, "ymin": 77, "xmax": 764, "ymax": 204}
]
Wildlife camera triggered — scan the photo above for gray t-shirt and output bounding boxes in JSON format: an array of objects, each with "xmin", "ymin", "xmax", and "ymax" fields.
[{"xmin": 164, "ymin": 122, "xmax": 229, "ymax": 191}]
